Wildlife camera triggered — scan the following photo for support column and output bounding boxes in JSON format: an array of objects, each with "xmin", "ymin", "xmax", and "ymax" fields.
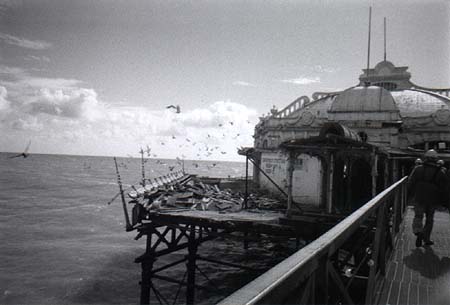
[
  {"xmin": 244, "ymin": 154, "xmax": 249, "ymax": 209},
  {"xmin": 345, "ymin": 159, "xmax": 353, "ymax": 211},
  {"xmin": 384, "ymin": 159, "xmax": 390, "ymax": 189},
  {"xmin": 253, "ymin": 153, "xmax": 261, "ymax": 186},
  {"xmin": 326, "ymin": 152, "xmax": 334, "ymax": 214},
  {"xmin": 392, "ymin": 160, "xmax": 400, "ymax": 233},
  {"xmin": 371, "ymin": 153, "xmax": 378, "ymax": 197},
  {"xmin": 186, "ymin": 225, "xmax": 198, "ymax": 305},
  {"xmin": 392, "ymin": 159, "xmax": 399, "ymax": 182},
  {"xmin": 286, "ymin": 152, "xmax": 294, "ymax": 216},
  {"xmin": 140, "ymin": 233, "xmax": 153, "ymax": 305}
]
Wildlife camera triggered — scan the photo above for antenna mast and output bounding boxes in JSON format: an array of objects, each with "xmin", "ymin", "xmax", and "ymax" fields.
[
  {"xmin": 384, "ymin": 17, "xmax": 387, "ymax": 61},
  {"xmin": 366, "ymin": 7, "xmax": 372, "ymax": 81}
]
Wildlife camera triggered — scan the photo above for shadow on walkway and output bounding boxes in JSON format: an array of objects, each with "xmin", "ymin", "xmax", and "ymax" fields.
[{"xmin": 403, "ymin": 247, "xmax": 450, "ymax": 279}]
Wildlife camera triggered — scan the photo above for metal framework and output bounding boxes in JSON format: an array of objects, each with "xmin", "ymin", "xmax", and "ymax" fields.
[
  {"xmin": 135, "ymin": 215, "xmax": 302, "ymax": 305},
  {"xmin": 218, "ymin": 176, "xmax": 408, "ymax": 305}
]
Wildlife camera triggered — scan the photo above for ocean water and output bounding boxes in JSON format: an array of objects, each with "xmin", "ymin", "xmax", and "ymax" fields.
[{"xmin": 0, "ymin": 153, "xmax": 295, "ymax": 305}]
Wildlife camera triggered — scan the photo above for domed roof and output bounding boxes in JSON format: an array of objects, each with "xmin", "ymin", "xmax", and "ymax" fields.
[
  {"xmin": 374, "ymin": 60, "xmax": 396, "ymax": 74},
  {"xmin": 329, "ymin": 86, "xmax": 398, "ymax": 113},
  {"xmin": 391, "ymin": 89, "xmax": 450, "ymax": 118}
]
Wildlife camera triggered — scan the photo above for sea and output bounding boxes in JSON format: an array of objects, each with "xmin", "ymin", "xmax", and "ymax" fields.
[{"xmin": 0, "ymin": 153, "xmax": 296, "ymax": 305}]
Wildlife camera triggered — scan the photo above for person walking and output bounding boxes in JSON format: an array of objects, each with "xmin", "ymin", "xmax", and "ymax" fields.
[{"xmin": 408, "ymin": 150, "xmax": 449, "ymax": 247}]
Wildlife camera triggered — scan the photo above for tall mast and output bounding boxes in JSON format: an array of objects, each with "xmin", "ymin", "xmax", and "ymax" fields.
[
  {"xmin": 384, "ymin": 17, "xmax": 387, "ymax": 61},
  {"xmin": 366, "ymin": 7, "xmax": 372, "ymax": 81}
]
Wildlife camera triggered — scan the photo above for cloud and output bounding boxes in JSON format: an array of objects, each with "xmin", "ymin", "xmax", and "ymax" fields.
[
  {"xmin": 17, "ymin": 77, "xmax": 82, "ymax": 89},
  {"xmin": 232, "ymin": 81, "xmax": 257, "ymax": 87},
  {"xmin": 0, "ymin": 65, "xmax": 80, "ymax": 89},
  {"xmin": 0, "ymin": 1, "xmax": 16, "ymax": 16},
  {"xmin": 312, "ymin": 65, "xmax": 337, "ymax": 73},
  {"xmin": 0, "ymin": 65, "xmax": 258, "ymax": 160},
  {"xmin": 0, "ymin": 65, "xmax": 27, "ymax": 76},
  {"xmin": 0, "ymin": 85, "xmax": 9, "ymax": 110},
  {"xmin": 281, "ymin": 76, "xmax": 321, "ymax": 85},
  {"xmin": 25, "ymin": 55, "xmax": 51, "ymax": 62},
  {"xmin": 24, "ymin": 88, "xmax": 103, "ymax": 121},
  {"xmin": 0, "ymin": 32, "xmax": 52, "ymax": 50}
]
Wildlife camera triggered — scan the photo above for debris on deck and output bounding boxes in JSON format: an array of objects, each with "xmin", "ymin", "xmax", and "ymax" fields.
[{"xmin": 125, "ymin": 172, "xmax": 286, "ymax": 228}]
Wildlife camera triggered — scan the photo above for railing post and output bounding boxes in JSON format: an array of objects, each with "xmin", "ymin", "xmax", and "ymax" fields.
[
  {"xmin": 322, "ymin": 256, "xmax": 330, "ymax": 305},
  {"xmin": 393, "ymin": 186, "xmax": 400, "ymax": 233}
]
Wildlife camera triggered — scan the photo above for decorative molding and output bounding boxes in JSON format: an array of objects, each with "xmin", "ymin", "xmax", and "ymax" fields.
[
  {"xmin": 299, "ymin": 111, "xmax": 315, "ymax": 126},
  {"xmin": 433, "ymin": 109, "xmax": 450, "ymax": 125}
]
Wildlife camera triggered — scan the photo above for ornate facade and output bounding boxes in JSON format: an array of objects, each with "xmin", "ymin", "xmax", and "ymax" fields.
[{"xmin": 245, "ymin": 60, "xmax": 450, "ymax": 215}]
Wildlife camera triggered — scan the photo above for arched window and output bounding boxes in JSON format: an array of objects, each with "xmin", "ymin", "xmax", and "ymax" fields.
[{"xmin": 373, "ymin": 82, "xmax": 397, "ymax": 91}]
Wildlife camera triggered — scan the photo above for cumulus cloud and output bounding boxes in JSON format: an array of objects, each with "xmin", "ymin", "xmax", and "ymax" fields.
[
  {"xmin": 281, "ymin": 76, "xmax": 321, "ymax": 85},
  {"xmin": 0, "ymin": 32, "xmax": 52, "ymax": 50},
  {"xmin": 232, "ymin": 81, "xmax": 257, "ymax": 87},
  {"xmin": 0, "ymin": 65, "xmax": 258, "ymax": 160},
  {"xmin": 24, "ymin": 88, "xmax": 103, "ymax": 121}
]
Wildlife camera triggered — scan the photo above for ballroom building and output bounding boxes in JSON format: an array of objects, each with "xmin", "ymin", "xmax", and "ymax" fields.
[{"xmin": 243, "ymin": 60, "xmax": 450, "ymax": 214}]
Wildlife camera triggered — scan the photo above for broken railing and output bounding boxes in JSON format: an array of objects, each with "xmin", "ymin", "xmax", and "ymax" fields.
[{"xmin": 218, "ymin": 176, "xmax": 408, "ymax": 305}]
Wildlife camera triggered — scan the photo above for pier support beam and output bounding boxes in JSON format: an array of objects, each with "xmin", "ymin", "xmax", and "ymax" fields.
[
  {"xmin": 140, "ymin": 234, "xmax": 154, "ymax": 305},
  {"xmin": 186, "ymin": 225, "xmax": 198, "ymax": 305}
]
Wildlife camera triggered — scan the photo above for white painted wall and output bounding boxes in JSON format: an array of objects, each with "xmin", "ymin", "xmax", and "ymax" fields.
[
  {"xmin": 292, "ymin": 154, "xmax": 322, "ymax": 206},
  {"xmin": 259, "ymin": 152, "xmax": 322, "ymax": 207},
  {"xmin": 259, "ymin": 151, "xmax": 288, "ymax": 194}
]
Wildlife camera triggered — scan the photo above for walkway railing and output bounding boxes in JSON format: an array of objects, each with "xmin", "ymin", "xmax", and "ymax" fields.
[{"xmin": 218, "ymin": 176, "xmax": 408, "ymax": 305}]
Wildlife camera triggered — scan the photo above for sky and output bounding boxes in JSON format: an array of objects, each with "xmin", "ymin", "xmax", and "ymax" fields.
[{"xmin": 0, "ymin": 0, "xmax": 449, "ymax": 161}]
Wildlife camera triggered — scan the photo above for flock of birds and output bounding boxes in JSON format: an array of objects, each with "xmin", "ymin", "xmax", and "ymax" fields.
[{"xmin": 8, "ymin": 104, "xmax": 252, "ymax": 174}]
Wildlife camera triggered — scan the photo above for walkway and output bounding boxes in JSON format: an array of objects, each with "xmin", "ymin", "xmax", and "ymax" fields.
[{"xmin": 377, "ymin": 207, "xmax": 450, "ymax": 305}]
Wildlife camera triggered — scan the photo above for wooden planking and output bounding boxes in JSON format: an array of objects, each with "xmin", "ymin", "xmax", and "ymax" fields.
[{"xmin": 376, "ymin": 207, "xmax": 450, "ymax": 305}]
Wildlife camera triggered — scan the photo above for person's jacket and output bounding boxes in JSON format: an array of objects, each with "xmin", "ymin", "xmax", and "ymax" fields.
[{"xmin": 407, "ymin": 161, "xmax": 449, "ymax": 206}]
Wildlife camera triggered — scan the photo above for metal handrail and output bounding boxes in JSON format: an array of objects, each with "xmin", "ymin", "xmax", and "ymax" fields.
[{"xmin": 218, "ymin": 176, "xmax": 408, "ymax": 305}]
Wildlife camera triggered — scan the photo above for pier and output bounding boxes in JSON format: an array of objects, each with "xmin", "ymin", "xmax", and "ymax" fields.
[
  {"xmin": 218, "ymin": 178, "xmax": 450, "ymax": 305},
  {"xmin": 376, "ymin": 208, "xmax": 450, "ymax": 305},
  {"xmin": 218, "ymin": 177, "xmax": 410, "ymax": 305}
]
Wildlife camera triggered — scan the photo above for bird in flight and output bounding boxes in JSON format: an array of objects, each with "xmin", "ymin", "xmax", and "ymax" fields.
[
  {"xmin": 10, "ymin": 141, "xmax": 31, "ymax": 159},
  {"xmin": 166, "ymin": 105, "xmax": 181, "ymax": 113}
]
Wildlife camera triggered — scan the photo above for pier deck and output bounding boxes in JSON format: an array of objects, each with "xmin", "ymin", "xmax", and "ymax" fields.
[{"xmin": 377, "ymin": 207, "xmax": 450, "ymax": 305}]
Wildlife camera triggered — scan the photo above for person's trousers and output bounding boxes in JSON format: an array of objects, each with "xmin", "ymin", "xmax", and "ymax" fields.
[{"xmin": 412, "ymin": 202, "xmax": 435, "ymax": 241}]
